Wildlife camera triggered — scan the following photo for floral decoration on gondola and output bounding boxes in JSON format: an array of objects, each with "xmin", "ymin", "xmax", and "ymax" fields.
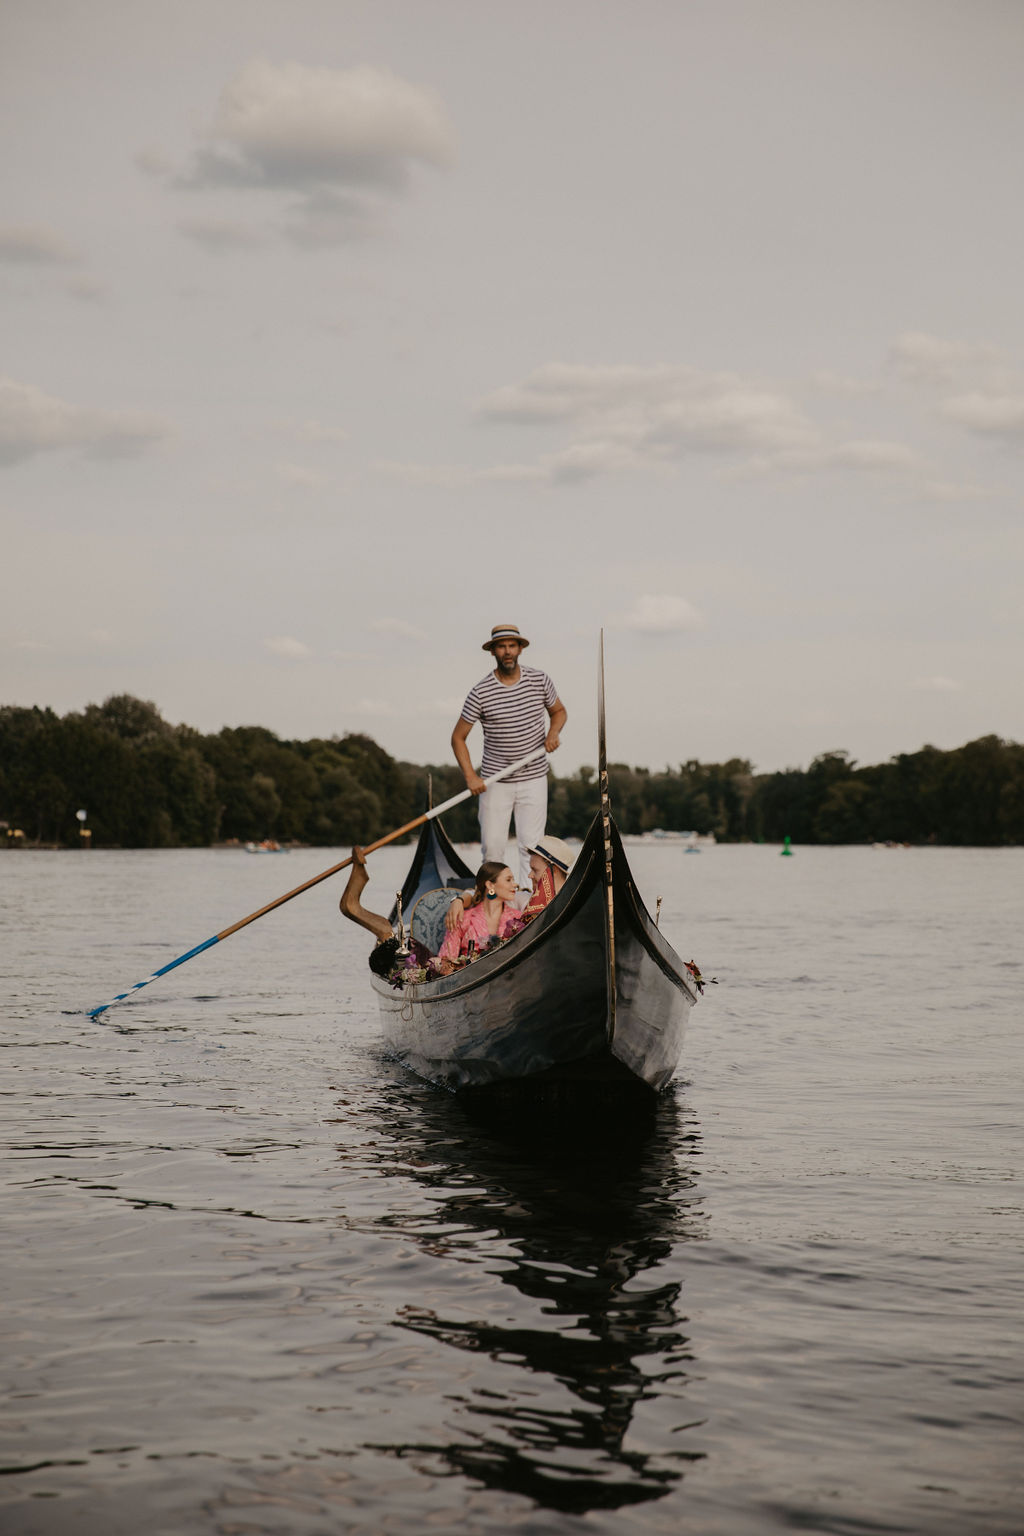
[
  {"xmin": 684, "ymin": 959, "xmax": 717, "ymax": 995},
  {"xmin": 378, "ymin": 914, "xmax": 536, "ymax": 989}
]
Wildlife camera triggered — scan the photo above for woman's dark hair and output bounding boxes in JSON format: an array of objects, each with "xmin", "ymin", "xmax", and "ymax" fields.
[{"xmin": 472, "ymin": 860, "xmax": 510, "ymax": 905}]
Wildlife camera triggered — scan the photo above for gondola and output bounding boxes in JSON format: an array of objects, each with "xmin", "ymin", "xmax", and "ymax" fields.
[{"xmin": 358, "ymin": 639, "xmax": 703, "ymax": 1104}]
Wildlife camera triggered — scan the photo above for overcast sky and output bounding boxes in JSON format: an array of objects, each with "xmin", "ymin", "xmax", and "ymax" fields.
[{"xmin": 3, "ymin": 0, "xmax": 1022, "ymax": 777}]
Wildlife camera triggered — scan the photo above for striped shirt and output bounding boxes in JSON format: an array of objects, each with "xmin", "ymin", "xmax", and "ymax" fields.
[{"xmin": 460, "ymin": 665, "xmax": 558, "ymax": 782}]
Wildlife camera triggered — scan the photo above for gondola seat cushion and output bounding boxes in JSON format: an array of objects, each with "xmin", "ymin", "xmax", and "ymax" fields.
[{"xmin": 410, "ymin": 887, "xmax": 466, "ymax": 956}]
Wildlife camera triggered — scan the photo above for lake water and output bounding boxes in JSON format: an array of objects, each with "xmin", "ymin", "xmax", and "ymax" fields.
[{"xmin": 2, "ymin": 840, "xmax": 1022, "ymax": 1534}]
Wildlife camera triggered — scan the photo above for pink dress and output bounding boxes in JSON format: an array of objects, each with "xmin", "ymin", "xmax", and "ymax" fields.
[{"xmin": 438, "ymin": 902, "xmax": 521, "ymax": 962}]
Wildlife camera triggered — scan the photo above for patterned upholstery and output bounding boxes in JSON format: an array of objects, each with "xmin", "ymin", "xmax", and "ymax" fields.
[{"xmin": 410, "ymin": 887, "xmax": 464, "ymax": 956}]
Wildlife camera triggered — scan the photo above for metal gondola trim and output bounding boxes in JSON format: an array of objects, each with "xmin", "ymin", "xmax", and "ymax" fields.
[{"xmin": 598, "ymin": 630, "xmax": 616, "ymax": 1041}]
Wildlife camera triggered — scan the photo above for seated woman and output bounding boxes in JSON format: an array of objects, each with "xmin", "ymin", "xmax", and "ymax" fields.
[
  {"xmin": 445, "ymin": 829, "xmax": 577, "ymax": 933},
  {"xmin": 444, "ymin": 833, "xmax": 575, "ymax": 934},
  {"xmin": 437, "ymin": 862, "xmax": 521, "ymax": 964}
]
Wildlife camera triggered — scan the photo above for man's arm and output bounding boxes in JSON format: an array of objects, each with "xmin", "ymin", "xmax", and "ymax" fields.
[
  {"xmin": 545, "ymin": 697, "xmax": 567, "ymax": 754},
  {"xmin": 452, "ymin": 716, "xmax": 486, "ymax": 794}
]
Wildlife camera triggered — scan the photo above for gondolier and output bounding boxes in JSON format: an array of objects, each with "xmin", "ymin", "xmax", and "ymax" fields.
[{"xmin": 451, "ymin": 623, "xmax": 567, "ymax": 896}]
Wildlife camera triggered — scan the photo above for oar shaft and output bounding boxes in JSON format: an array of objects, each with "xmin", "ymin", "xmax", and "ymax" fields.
[
  {"xmin": 87, "ymin": 746, "xmax": 549, "ymax": 1017},
  {"xmin": 87, "ymin": 937, "xmax": 221, "ymax": 1016},
  {"xmin": 217, "ymin": 745, "xmax": 548, "ymax": 938},
  {"xmin": 423, "ymin": 746, "xmax": 548, "ymax": 822}
]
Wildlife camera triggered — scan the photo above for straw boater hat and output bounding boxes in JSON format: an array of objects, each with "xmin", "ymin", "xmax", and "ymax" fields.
[
  {"xmin": 482, "ymin": 624, "xmax": 530, "ymax": 652},
  {"xmin": 528, "ymin": 835, "xmax": 574, "ymax": 874}
]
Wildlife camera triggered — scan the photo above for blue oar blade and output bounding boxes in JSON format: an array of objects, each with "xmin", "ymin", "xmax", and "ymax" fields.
[{"xmin": 87, "ymin": 935, "xmax": 221, "ymax": 1018}]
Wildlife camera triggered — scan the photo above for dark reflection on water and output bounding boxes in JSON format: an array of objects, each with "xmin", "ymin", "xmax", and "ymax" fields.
[
  {"xmin": 6, "ymin": 845, "xmax": 1023, "ymax": 1533},
  {"xmin": 340, "ymin": 1085, "xmax": 706, "ymax": 1513}
]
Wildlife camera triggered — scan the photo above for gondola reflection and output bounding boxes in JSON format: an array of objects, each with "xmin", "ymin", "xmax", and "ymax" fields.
[{"xmin": 337, "ymin": 1080, "xmax": 706, "ymax": 1515}]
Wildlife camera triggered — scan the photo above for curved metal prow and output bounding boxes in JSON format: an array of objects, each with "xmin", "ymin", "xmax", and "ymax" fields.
[
  {"xmin": 394, "ymin": 892, "xmax": 409, "ymax": 956},
  {"xmin": 598, "ymin": 631, "xmax": 616, "ymax": 1041}
]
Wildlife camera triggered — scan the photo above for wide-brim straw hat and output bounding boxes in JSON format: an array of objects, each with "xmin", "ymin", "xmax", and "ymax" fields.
[
  {"xmin": 483, "ymin": 624, "xmax": 530, "ymax": 651},
  {"xmin": 528, "ymin": 835, "xmax": 574, "ymax": 873}
]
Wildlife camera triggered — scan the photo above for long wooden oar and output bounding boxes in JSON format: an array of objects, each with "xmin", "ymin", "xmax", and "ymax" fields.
[{"xmin": 86, "ymin": 747, "xmax": 549, "ymax": 1018}]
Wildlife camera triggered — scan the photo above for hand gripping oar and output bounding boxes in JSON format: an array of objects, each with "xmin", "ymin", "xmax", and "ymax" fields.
[{"xmin": 86, "ymin": 747, "xmax": 550, "ymax": 1018}]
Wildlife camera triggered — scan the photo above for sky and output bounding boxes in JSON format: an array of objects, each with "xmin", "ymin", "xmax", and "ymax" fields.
[{"xmin": 2, "ymin": 0, "xmax": 1022, "ymax": 777}]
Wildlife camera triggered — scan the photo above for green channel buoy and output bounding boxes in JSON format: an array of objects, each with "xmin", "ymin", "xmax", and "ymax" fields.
[{"xmin": 780, "ymin": 835, "xmax": 793, "ymax": 857}]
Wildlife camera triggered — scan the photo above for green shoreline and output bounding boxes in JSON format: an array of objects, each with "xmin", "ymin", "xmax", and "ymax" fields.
[{"xmin": 3, "ymin": 695, "xmax": 1022, "ymax": 849}]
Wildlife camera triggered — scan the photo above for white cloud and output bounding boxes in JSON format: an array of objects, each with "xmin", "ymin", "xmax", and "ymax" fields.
[
  {"xmin": 375, "ymin": 456, "xmax": 556, "ymax": 488},
  {"xmin": 279, "ymin": 190, "xmax": 385, "ymax": 247},
  {"xmin": 375, "ymin": 460, "xmax": 476, "ymax": 488},
  {"xmin": 649, "ymin": 387, "xmax": 815, "ymax": 456},
  {"xmin": 185, "ymin": 59, "xmax": 454, "ymax": 192},
  {"xmin": 809, "ymin": 370, "xmax": 881, "ymax": 397},
  {"xmin": 371, "ymin": 618, "xmax": 427, "ymax": 640},
  {"xmin": 480, "ymin": 462, "xmax": 548, "ymax": 484},
  {"xmin": 353, "ymin": 697, "xmax": 396, "ymax": 716},
  {"xmin": 264, "ymin": 635, "xmax": 312, "ymax": 659},
  {"xmin": 478, "ymin": 363, "xmax": 819, "ymax": 469},
  {"xmin": 479, "ymin": 364, "xmax": 673, "ymax": 424},
  {"xmin": 0, "ymin": 224, "xmax": 79, "ymax": 265},
  {"xmin": 888, "ymin": 331, "xmax": 1001, "ymax": 387},
  {"xmin": 0, "ymin": 378, "xmax": 170, "ymax": 466},
  {"xmin": 384, "ymin": 353, "xmax": 974, "ymax": 492},
  {"xmin": 65, "ymin": 275, "xmax": 105, "ymax": 303},
  {"xmin": 545, "ymin": 440, "xmax": 645, "ymax": 483},
  {"xmin": 274, "ymin": 462, "xmax": 327, "ymax": 489},
  {"xmin": 474, "ymin": 360, "xmax": 978, "ymax": 490},
  {"xmin": 177, "ymin": 215, "xmax": 264, "ymax": 251},
  {"xmin": 750, "ymin": 438, "xmax": 919, "ymax": 475},
  {"xmin": 940, "ymin": 392, "xmax": 1024, "ymax": 440},
  {"xmin": 913, "ymin": 676, "xmax": 962, "ymax": 692},
  {"xmin": 825, "ymin": 440, "xmax": 918, "ymax": 470},
  {"xmin": 918, "ymin": 478, "xmax": 997, "ymax": 502},
  {"xmin": 282, "ymin": 418, "xmax": 349, "ymax": 445},
  {"xmin": 135, "ymin": 148, "xmax": 174, "ymax": 178},
  {"xmin": 614, "ymin": 594, "xmax": 706, "ymax": 634}
]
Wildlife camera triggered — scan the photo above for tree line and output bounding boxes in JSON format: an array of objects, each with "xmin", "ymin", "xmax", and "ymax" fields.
[{"xmin": 2, "ymin": 695, "xmax": 1022, "ymax": 848}]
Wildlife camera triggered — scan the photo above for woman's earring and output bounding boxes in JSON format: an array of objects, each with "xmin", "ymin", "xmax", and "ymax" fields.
[{"xmin": 486, "ymin": 888, "xmax": 496, "ymax": 899}]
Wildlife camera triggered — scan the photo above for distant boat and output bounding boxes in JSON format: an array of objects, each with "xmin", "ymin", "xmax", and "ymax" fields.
[
  {"xmin": 245, "ymin": 840, "xmax": 287, "ymax": 854},
  {"xmin": 620, "ymin": 829, "xmax": 716, "ymax": 849}
]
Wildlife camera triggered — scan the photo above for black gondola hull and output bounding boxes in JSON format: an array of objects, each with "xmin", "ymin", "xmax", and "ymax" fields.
[{"xmin": 372, "ymin": 816, "xmax": 698, "ymax": 1096}]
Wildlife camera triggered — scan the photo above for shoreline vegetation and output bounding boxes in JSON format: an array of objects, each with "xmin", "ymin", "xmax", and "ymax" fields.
[{"xmin": 2, "ymin": 695, "xmax": 1022, "ymax": 849}]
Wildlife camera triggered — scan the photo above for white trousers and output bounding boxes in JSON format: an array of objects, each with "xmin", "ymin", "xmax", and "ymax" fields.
[{"xmin": 478, "ymin": 776, "xmax": 547, "ymax": 899}]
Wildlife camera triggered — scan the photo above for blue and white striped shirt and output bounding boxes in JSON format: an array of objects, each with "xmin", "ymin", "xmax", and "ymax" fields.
[{"xmin": 460, "ymin": 666, "xmax": 558, "ymax": 782}]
